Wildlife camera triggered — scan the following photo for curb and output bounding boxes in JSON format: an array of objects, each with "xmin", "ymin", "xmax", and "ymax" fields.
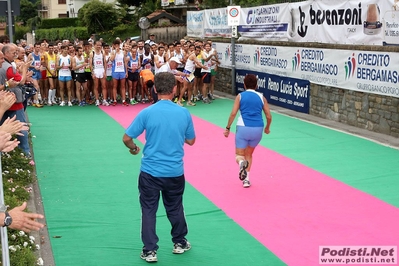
[{"xmin": 26, "ymin": 113, "xmax": 56, "ymax": 266}]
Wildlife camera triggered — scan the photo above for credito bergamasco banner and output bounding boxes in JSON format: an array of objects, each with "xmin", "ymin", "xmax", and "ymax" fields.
[{"xmin": 214, "ymin": 43, "xmax": 399, "ymax": 98}]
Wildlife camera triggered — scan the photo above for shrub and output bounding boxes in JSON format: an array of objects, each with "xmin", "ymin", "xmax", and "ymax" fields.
[
  {"xmin": 15, "ymin": 25, "xmax": 30, "ymax": 41},
  {"xmin": 35, "ymin": 27, "xmax": 88, "ymax": 42},
  {"xmin": 0, "ymin": 149, "xmax": 42, "ymax": 265},
  {"xmin": 39, "ymin": 18, "xmax": 80, "ymax": 29}
]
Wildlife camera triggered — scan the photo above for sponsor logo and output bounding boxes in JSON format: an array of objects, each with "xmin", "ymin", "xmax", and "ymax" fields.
[
  {"xmin": 187, "ymin": 12, "xmax": 203, "ymax": 22},
  {"xmin": 254, "ymin": 47, "xmax": 261, "ymax": 66},
  {"xmin": 208, "ymin": 10, "xmax": 228, "ymax": 26},
  {"xmin": 292, "ymin": 50, "xmax": 300, "ymax": 71},
  {"xmin": 344, "ymin": 53, "xmax": 356, "ymax": 79},
  {"xmin": 254, "ymin": 46, "xmax": 287, "ymax": 69},
  {"xmin": 246, "ymin": 6, "xmax": 280, "ymax": 24},
  {"xmin": 296, "ymin": 3, "xmax": 362, "ymax": 38},
  {"xmin": 356, "ymin": 52, "xmax": 399, "ymax": 83},
  {"xmin": 225, "ymin": 45, "xmax": 231, "ymax": 61},
  {"xmin": 298, "ymin": 49, "xmax": 339, "ymax": 76}
]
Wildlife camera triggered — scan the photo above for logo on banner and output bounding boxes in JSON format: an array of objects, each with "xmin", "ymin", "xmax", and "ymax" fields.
[
  {"xmin": 356, "ymin": 52, "xmax": 399, "ymax": 84},
  {"xmin": 246, "ymin": 6, "xmax": 280, "ymax": 25},
  {"xmin": 254, "ymin": 47, "xmax": 261, "ymax": 66},
  {"xmin": 254, "ymin": 46, "xmax": 287, "ymax": 68},
  {"xmin": 344, "ymin": 53, "xmax": 357, "ymax": 79},
  {"xmin": 294, "ymin": 49, "xmax": 338, "ymax": 76},
  {"xmin": 225, "ymin": 45, "xmax": 231, "ymax": 61},
  {"xmin": 296, "ymin": 3, "xmax": 363, "ymax": 38},
  {"xmin": 208, "ymin": 10, "xmax": 228, "ymax": 26},
  {"xmin": 187, "ymin": 12, "xmax": 203, "ymax": 22},
  {"xmin": 292, "ymin": 50, "xmax": 301, "ymax": 71}
]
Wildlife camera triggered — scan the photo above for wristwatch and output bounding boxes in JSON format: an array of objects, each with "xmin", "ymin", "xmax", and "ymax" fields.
[
  {"xmin": 0, "ymin": 204, "xmax": 12, "ymax": 227},
  {"xmin": 3, "ymin": 212, "xmax": 12, "ymax": 227}
]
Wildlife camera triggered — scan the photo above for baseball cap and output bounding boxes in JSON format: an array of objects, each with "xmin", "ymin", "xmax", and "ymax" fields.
[{"xmin": 169, "ymin": 57, "xmax": 182, "ymax": 64}]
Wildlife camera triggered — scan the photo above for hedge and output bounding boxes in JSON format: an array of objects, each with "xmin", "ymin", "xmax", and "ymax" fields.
[
  {"xmin": 35, "ymin": 27, "xmax": 88, "ymax": 42},
  {"xmin": 38, "ymin": 18, "xmax": 80, "ymax": 29}
]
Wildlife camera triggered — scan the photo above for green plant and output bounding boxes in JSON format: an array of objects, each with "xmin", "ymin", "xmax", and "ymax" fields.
[
  {"xmin": 0, "ymin": 149, "xmax": 42, "ymax": 266},
  {"xmin": 15, "ymin": 25, "xmax": 30, "ymax": 42},
  {"xmin": 97, "ymin": 25, "xmax": 140, "ymax": 44},
  {"xmin": 35, "ymin": 27, "xmax": 88, "ymax": 42},
  {"xmin": 78, "ymin": 0, "xmax": 120, "ymax": 34},
  {"xmin": 39, "ymin": 18, "xmax": 80, "ymax": 29}
]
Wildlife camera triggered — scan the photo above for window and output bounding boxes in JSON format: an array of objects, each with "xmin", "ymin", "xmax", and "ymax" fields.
[{"xmin": 58, "ymin": 0, "xmax": 66, "ymax": 4}]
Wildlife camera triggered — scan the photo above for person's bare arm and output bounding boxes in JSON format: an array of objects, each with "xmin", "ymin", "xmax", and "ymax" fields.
[
  {"xmin": 5, "ymin": 202, "xmax": 45, "ymax": 232},
  {"xmin": 224, "ymin": 95, "xmax": 240, "ymax": 137},
  {"xmin": 263, "ymin": 96, "xmax": 272, "ymax": 134},
  {"xmin": 185, "ymin": 137, "xmax": 195, "ymax": 146},
  {"xmin": 122, "ymin": 133, "xmax": 141, "ymax": 155}
]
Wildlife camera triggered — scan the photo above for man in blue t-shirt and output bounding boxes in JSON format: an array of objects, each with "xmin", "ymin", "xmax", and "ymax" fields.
[{"xmin": 123, "ymin": 72, "xmax": 196, "ymax": 263}]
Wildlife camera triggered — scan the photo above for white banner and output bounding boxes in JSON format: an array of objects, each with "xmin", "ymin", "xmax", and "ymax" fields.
[
  {"xmin": 187, "ymin": 11, "xmax": 204, "ymax": 38},
  {"xmin": 289, "ymin": 1, "xmax": 384, "ymax": 45},
  {"xmin": 204, "ymin": 8, "xmax": 231, "ymax": 38},
  {"xmin": 189, "ymin": 0, "xmax": 399, "ymax": 45},
  {"xmin": 213, "ymin": 42, "xmax": 399, "ymax": 98},
  {"xmin": 238, "ymin": 3, "xmax": 293, "ymax": 41}
]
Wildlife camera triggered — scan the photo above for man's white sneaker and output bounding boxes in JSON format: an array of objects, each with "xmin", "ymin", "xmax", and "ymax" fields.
[
  {"xmin": 95, "ymin": 99, "xmax": 100, "ymax": 106},
  {"xmin": 102, "ymin": 100, "xmax": 109, "ymax": 106},
  {"xmin": 173, "ymin": 240, "xmax": 191, "ymax": 254},
  {"xmin": 59, "ymin": 101, "xmax": 65, "ymax": 106},
  {"xmin": 140, "ymin": 250, "xmax": 157, "ymax": 262},
  {"xmin": 68, "ymin": 101, "xmax": 73, "ymax": 107}
]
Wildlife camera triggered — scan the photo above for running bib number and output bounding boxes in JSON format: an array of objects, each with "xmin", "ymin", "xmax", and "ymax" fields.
[{"xmin": 115, "ymin": 61, "xmax": 124, "ymax": 71}]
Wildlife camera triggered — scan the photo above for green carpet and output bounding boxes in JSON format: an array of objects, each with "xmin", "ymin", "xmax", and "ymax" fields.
[
  {"xmin": 187, "ymin": 99, "xmax": 399, "ymax": 208},
  {"xmin": 28, "ymin": 106, "xmax": 284, "ymax": 266}
]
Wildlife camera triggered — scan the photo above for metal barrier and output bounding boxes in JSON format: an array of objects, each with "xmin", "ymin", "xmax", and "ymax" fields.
[{"xmin": 0, "ymin": 156, "xmax": 11, "ymax": 266}]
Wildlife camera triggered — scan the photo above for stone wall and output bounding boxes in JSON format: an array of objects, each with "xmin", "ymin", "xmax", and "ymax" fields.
[
  {"xmin": 310, "ymin": 84, "xmax": 399, "ymax": 137},
  {"xmin": 214, "ymin": 66, "xmax": 399, "ymax": 138}
]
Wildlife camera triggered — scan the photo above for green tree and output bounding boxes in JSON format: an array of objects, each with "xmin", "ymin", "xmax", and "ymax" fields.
[
  {"xmin": 78, "ymin": 0, "xmax": 120, "ymax": 33},
  {"xmin": 17, "ymin": 0, "xmax": 39, "ymax": 24},
  {"xmin": 129, "ymin": 0, "xmax": 161, "ymax": 23}
]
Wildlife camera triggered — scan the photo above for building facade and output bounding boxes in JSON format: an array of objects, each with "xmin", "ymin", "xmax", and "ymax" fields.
[{"xmin": 39, "ymin": 0, "xmax": 114, "ymax": 19}]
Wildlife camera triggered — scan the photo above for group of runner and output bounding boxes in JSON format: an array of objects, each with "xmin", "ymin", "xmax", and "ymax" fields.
[{"xmin": 15, "ymin": 36, "xmax": 220, "ymax": 107}]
